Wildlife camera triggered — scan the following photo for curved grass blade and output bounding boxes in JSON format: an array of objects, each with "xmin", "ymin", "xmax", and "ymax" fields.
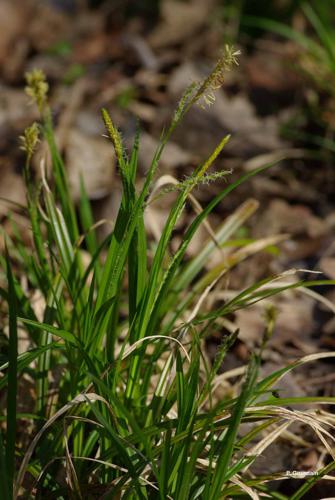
[
  {"xmin": 208, "ymin": 354, "xmax": 260, "ymax": 499},
  {"xmin": 18, "ymin": 318, "xmax": 77, "ymax": 346}
]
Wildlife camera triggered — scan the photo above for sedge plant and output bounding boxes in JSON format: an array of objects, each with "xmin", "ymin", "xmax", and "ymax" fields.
[{"xmin": 1, "ymin": 48, "xmax": 335, "ymax": 499}]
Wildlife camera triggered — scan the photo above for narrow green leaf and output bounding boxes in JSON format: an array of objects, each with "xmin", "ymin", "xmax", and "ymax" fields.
[
  {"xmin": 290, "ymin": 459, "xmax": 335, "ymax": 500},
  {"xmin": 5, "ymin": 249, "xmax": 18, "ymax": 498},
  {"xmin": 209, "ymin": 354, "xmax": 260, "ymax": 499},
  {"xmin": 0, "ymin": 431, "xmax": 10, "ymax": 500},
  {"xmin": 18, "ymin": 318, "xmax": 77, "ymax": 345}
]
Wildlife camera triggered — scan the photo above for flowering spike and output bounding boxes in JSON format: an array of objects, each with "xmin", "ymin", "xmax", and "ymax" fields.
[
  {"xmin": 25, "ymin": 69, "xmax": 49, "ymax": 113},
  {"xmin": 101, "ymin": 108, "xmax": 124, "ymax": 167},
  {"xmin": 196, "ymin": 45, "xmax": 241, "ymax": 109},
  {"xmin": 20, "ymin": 122, "xmax": 40, "ymax": 160}
]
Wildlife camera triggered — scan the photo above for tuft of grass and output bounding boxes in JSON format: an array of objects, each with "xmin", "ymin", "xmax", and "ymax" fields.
[
  {"xmin": 242, "ymin": 2, "xmax": 335, "ymax": 158},
  {"xmin": 243, "ymin": 3, "xmax": 335, "ymax": 99},
  {"xmin": 1, "ymin": 52, "xmax": 335, "ymax": 498}
]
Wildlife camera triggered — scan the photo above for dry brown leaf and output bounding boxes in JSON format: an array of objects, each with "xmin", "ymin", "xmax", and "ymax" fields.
[
  {"xmin": 245, "ymin": 44, "xmax": 301, "ymax": 93},
  {"xmin": 235, "ymin": 308, "xmax": 264, "ymax": 345},
  {"xmin": 138, "ymin": 132, "xmax": 192, "ymax": 170},
  {"xmin": 66, "ymin": 129, "xmax": 114, "ymax": 201},
  {"xmin": 28, "ymin": 3, "xmax": 72, "ymax": 52},
  {"xmin": 148, "ymin": 0, "xmax": 213, "ymax": 49},
  {"xmin": 0, "ymin": 166, "xmax": 26, "ymax": 217},
  {"xmin": 257, "ymin": 199, "xmax": 328, "ymax": 238},
  {"xmin": 319, "ymin": 257, "xmax": 335, "ymax": 280},
  {"xmin": 273, "ymin": 295, "xmax": 317, "ymax": 349},
  {"xmin": 0, "ymin": 87, "xmax": 37, "ymax": 133},
  {"xmin": 0, "ymin": 1, "xmax": 27, "ymax": 67}
]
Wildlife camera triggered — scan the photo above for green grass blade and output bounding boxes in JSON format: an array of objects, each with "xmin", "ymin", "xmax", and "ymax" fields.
[
  {"xmin": 36, "ymin": 273, "xmax": 63, "ymax": 415},
  {"xmin": 242, "ymin": 15, "xmax": 324, "ymax": 56},
  {"xmin": 302, "ymin": 3, "xmax": 335, "ymax": 69},
  {"xmin": 18, "ymin": 318, "xmax": 77, "ymax": 345},
  {"xmin": 43, "ymin": 112, "xmax": 79, "ymax": 242},
  {"xmin": 208, "ymin": 354, "xmax": 260, "ymax": 499},
  {"xmin": 256, "ymin": 396, "xmax": 335, "ymax": 406},
  {"xmin": 5, "ymin": 249, "xmax": 18, "ymax": 498},
  {"xmin": 79, "ymin": 176, "xmax": 99, "ymax": 264},
  {"xmin": 0, "ymin": 343, "xmax": 64, "ymax": 391},
  {"xmin": 290, "ymin": 460, "xmax": 335, "ymax": 500},
  {"xmin": 126, "ymin": 153, "xmax": 265, "ymax": 401},
  {"xmin": 0, "ymin": 431, "xmax": 10, "ymax": 500},
  {"xmin": 127, "ymin": 129, "xmax": 148, "ymax": 324},
  {"xmin": 254, "ymin": 351, "xmax": 335, "ymax": 401},
  {"xmin": 176, "ymin": 199, "xmax": 259, "ymax": 292},
  {"xmin": 148, "ymin": 164, "xmax": 275, "ymax": 339}
]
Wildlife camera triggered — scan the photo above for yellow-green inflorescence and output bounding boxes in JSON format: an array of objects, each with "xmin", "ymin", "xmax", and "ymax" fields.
[
  {"xmin": 196, "ymin": 44, "xmax": 241, "ymax": 108},
  {"xmin": 101, "ymin": 108, "xmax": 124, "ymax": 167},
  {"xmin": 172, "ymin": 45, "xmax": 241, "ymax": 119},
  {"xmin": 25, "ymin": 69, "xmax": 49, "ymax": 113},
  {"xmin": 20, "ymin": 122, "xmax": 40, "ymax": 161}
]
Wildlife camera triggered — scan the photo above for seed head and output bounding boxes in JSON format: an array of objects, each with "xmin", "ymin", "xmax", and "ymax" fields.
[
  {"xmin": 101, "ymin": 108, "xmax": 124, "ymax": 166},
  {"xmin": 20, "ymin": 122, "xmax": 40, "ymax": 160},
  {"xmin": 25, "ymin": 69, "xmax": 49, "ymax": 113},
  {"xmin": 196, "ymin": 45, "xmax": 241, "ymax": 108},
  {"xmin": 173, "ymin": 82, "xmax": 199, "ymax": 125}
]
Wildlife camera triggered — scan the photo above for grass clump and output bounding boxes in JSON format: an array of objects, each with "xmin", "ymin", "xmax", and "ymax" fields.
[{"xmin": 1, "ymin": 50, "xmax": 335, "ymax": 499}]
